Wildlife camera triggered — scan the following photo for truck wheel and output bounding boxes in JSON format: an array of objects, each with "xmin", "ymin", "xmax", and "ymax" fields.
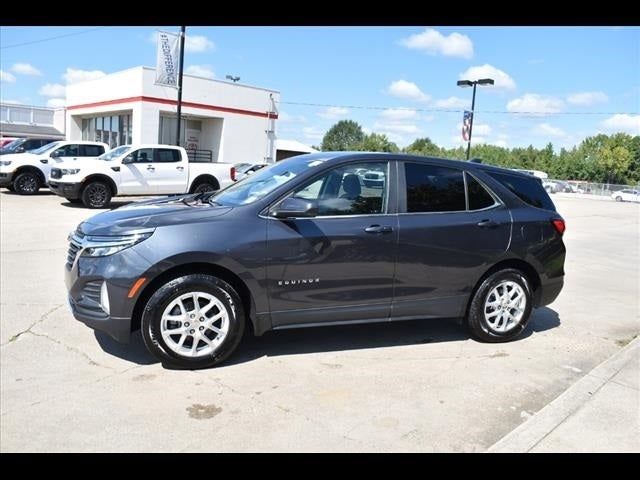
[
  {"xmin": 467, "ymin": 268, "xmax": 533, "ymax": 343},
  {"xmin": 13, "ymin": 172, "xmax": 41, "ymax": 195},
  {"xmin": 81, "ymin": 181, "xmax": 112, "ymax": 208},
  {"xmin": 615, "ymin": 196, "xmax": 623, "ymax": 202},
  {"xmin": 141, "ymin": 274, "xmax": 245, "ymax": 369},
  {"xmin": 192, "ymin": 181, "xmax": 217, "ymax": 194}
]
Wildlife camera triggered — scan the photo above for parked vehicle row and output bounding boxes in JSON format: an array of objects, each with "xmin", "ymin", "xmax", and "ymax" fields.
[
  {"xmin": 63, "ymin": 152, "xmax": 566, "ymax": 369},
  {"xmin": 0, "ymin": 141, "xmax": 239, "ymax": 208},
  {"xmin": 611, "ymin": 189, "xmax": 640, "ymax": 203}
]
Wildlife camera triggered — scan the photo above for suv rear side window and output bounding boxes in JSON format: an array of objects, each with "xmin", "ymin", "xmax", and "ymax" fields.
[
  {"xmin": 155, "ymin": 148, "xmax": 181, "ymax": 163},
  {"xmin": 487, "ymin": 171, "xmax": 556, "ymax": 211},
  {"xmin": 80, "ymin": 145, "xmax": 104, "ymax": 156},
  {"xmin": 466, "ymin": 172, "xmax": 496, "ymax": 210},
  {"xmin": 405, "ymin": 163, "xmax": 466, "ymax": 213}
]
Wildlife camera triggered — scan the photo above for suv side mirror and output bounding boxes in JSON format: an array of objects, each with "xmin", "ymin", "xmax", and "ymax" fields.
[
  {"xmin": 50, "ymin": 150, "xmax": 61, "ymax": 158},
  {"xmin": 122, "ymin": 154, "xmax": 134, "ymax": 164},
  {"xmin": 15, "ymin": 146, "xmax": 25, "ymax": 153},
  {"xmin": 272, "ymin": 197, "xmax": 318, "ymax": 219}
]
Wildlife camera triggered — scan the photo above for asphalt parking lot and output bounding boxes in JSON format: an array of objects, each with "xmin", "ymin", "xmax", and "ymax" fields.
[{"xmin": 1, "ymin": 190, "xmax": 638, "ymax": 452}]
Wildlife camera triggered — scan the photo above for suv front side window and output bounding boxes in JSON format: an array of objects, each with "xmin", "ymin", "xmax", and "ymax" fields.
[{"xmin": 290, "ymin": 162, "xmax": 389, "ymax": 216}]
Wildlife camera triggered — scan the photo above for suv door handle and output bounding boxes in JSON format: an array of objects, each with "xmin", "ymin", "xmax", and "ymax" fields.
[
  {"xmin": 176, "ymin": 166, "xmax": 184, "ymax": 171},
  {"xmin": 477, "ymin": 219, "xmax": 498, "ymax": 228},
  {"xmin": 364, "ymin": 225, "xmax": 393, "ymax": 234},
  {"xmin": 146, "ymin": 165, "xmax": 155, "ymax": 171}
]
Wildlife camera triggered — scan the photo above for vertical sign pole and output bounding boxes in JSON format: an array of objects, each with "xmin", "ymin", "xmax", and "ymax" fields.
[{"xmin": 175, "ymin": 26, "xmax": 186, "ymax": 147}]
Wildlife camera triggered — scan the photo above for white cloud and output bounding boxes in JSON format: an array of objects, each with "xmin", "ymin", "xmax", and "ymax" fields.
[
  {"xmin": 62, "ymin": 68, "xmax": 106, "ymax": 84},
  {"xmin": 566, "ymin": 91, "xmax": 609, "ymax": 106},
  {"xmin": 278, "ymin": 111, "xmax": 307, "ymax": 123},
  {"xmin": 506, "ymin": 94, "xmax": 564, "ymax": 115},
  {"xmin": 185, "ymin": 65, "xmax": 215, "ymax": 79},
  {"xmin": 532, "ymin": 123, "xmax": 567, "ymax": 137},
  {"xmin": 185, "ymin": 35, "xmax": 215, "ymax": 53},
  {"xmin": 374, "ymin": 122, "xmax": 420, "ymax": 134},
  {"xmin": 400, "ymin": 28, "xmax": 473, "ymax": 59},
  {"xmin": 39, "ymin": 83, "xmax": 66, "ymax": 97},
  {"xmin": 318, "ymin": 106, "xmax": 350, "ymax": 119},
  {"xmin": 452, "ymin": 135, "xmax": 486, "ymax": 145},
  {"xmin": 379, "ymin": 108, "xmax": 419, "ymax": 121},
  {"xmin": 459, "ymin": 64, "xmax": 516, "ymax": 90},
  {"xmin": 46, "ymin": 98, "xmax": 66, "ymax": 108},
  {"xmin": 11, "ymin": 63, "xmax": 42, "ymax": 76},
  {"xmin": 492, "ymin": 139, "xmax": 508, "ymax": 148},
  {"xmin": 600, "ymin": 114, "xmax": 640, "ymax": 135},
  {"xmin": 434, "ymin": 96, "xmax": 469, "ymax": 109},
  {"xmin": 387, "ymin": 80, "xmax": 430, "ymax": 103},
  {"xmin": 0, "ymin": 70, "xmax": 16, "ymax": 83},
  {"xmin": 302, "ymin": 126, "xmax": 324, "ymax": 140}
]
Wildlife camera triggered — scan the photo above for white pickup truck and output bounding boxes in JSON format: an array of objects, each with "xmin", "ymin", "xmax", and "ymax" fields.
[
  {"xmin": 48, "ymin": 144, "xmax": 236, "ymax": 208},
  {"xmin": 0, "ymin": 141, "xmax": 109, "ymax": 195}
]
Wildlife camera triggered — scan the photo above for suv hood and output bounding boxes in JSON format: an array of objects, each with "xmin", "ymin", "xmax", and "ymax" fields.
[
  {"xmin": 0, "ymin": 152, "xmax": 39, "ymax": 163},
  {"xmin": 79, "ymin": 195, "xmax": 233, "ymax": 236},
  {"xmin": 55, "ymin": 158, "xmax": 109, "ymax": 170}
]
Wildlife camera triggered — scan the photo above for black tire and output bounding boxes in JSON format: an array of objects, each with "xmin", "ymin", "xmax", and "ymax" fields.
[
  {"xmin": 66, "ymin": 198, "xmax": 82, "ymax": 204},
  {"xmin": 141, "ymin": 274, "xmax": 245, "ymax": 369},
  {"xmin": 81, "ymin": 181, "xmax": 112, "ymax": 208},
  {"xmin": 615, "ymin": 196, "xmax": 623, "ymax": 202},
  {"xmin": 13, "ymin": 171, "xmax": 41, "ymax": 195},
  {"xmin": 191, "ymin": 181, "xmax": 218, "ymax": 194},
  {"xmin": 467, "ymin": 268, "xmax": 533, "ymax": 343}
]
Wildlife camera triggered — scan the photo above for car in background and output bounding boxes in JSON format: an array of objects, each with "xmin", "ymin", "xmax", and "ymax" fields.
[
  {"xmin": 0, "ymin": 137, "xmax": 18, "ymax": 148},
  {"xmin": 234, "ymin": 162, "xmax": 267, "ymax": 181},
  {"xmin": 611, "ymin": 189, "xmax": 640, "ymax": 203},
  {"xmin": 0, "ymin": 141, "xmax": 108, "ymax": 194},
  {"xmin": 0, "ymin": 137, "xmax": 60, "ymax": 155}
]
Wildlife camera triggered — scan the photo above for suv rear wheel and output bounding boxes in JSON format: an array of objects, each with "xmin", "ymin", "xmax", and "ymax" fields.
[
  {"xmin": 467, "ymin": 268, "xmax": 533, "ymax": 342},
  {"xmin": 141, "ymin": 274, "xmax": 245, "ymax": 369}
]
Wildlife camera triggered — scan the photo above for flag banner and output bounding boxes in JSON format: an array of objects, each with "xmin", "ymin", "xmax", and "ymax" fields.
[
  {"xmin": 462, "ymin": 110, "xmax": 473, "ymax": 141},
  {"xmin": 155, "ymin": 31, "xmax": 180, "ymax": 88}
]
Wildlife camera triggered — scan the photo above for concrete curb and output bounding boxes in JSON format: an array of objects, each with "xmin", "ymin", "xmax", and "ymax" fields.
[{"xmin": 487, "ymin": 337, "xmax": 640, "ymax": 453}]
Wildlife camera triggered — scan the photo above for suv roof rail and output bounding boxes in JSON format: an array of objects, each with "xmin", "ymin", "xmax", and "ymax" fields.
[{"xmin": 469, "ymin": 157, "xmax": 483, "ymax": 163}]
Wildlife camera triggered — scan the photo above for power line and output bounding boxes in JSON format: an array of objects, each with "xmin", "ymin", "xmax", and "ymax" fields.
[
  {"xmin": 0, "ymin": 27, "xmax": 105, "ymax": 49},
  {"xmin": 276, "ymin": 100, "xmax": 637, "ymax": 116}
]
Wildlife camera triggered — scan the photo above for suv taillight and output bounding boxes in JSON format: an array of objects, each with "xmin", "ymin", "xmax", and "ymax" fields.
[
  {"xmin": 230, "ymin": 167, "xmax": 236, "ymax": 182},
  {"xmin": 551, "ymin": 218, "xmax": 566, "ymax": 235}
]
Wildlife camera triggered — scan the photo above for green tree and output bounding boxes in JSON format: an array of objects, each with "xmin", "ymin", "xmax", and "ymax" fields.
[
  {"xmin": 321, "ymin": 120, "xmax": 365, "ymax": 151},
  {"xmin": 358, "ymin": 133, "xmax": 399, "ymax": 152},
  {"xmin": 403, "ymin": 137, "xmax": 441, "ymax": 156}
]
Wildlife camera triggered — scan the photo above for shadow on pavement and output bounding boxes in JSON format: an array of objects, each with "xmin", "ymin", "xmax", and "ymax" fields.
[
  {"xmin": 93, "ymin": 307, "xmax": 561, "ymax": 368},
  {"xmin": 1, "ymin": 190, "xmax": 52, "ymax": 196},
  {"xmin": 60, "ymin": 200, "xmax": 133, "ymax": 209}
]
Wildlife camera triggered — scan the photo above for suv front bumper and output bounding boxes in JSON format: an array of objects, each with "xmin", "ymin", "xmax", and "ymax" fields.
[
  {"xmin": 0, "ymin": 171, "xmax": 14, "ymax": 188},
  {"xmin": 49, "ymin": 180, "xmax": 82, "ymax": 199}
]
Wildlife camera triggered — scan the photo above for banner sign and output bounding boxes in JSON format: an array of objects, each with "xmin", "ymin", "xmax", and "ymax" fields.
[
  {"xmin": 462, "ymin": 110, "xmax": 473, "ymax": 141},
  {"xmin": 155, "ymin": 31, "xmax": 180, "ymax": 88}
]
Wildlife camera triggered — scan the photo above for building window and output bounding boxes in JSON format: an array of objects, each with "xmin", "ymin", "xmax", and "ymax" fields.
[{"xmin": 82, "ymin": 113, "xmax": 132, "ymax": 148}]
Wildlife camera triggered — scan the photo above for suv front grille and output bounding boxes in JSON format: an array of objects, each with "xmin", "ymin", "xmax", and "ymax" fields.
[{"xmin": 66, "ymin": 231, "xmax": 85, "ymax": 269}]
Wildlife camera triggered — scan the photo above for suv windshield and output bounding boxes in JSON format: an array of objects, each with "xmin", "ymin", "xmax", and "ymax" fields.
[
  {"xmin": 0, "ymin": 138, "xmax": 26, "ymax": 153},
  {"xmin": 30, "ymin": 142, "xmax": 61, "ymax": 155},
  {"xmin": 211, "ymin": 155, "xmax": 331, "ymax": 206},
  {"xmin": 99, "ymin": 145, "xmax": 131, "ymax": 161}
]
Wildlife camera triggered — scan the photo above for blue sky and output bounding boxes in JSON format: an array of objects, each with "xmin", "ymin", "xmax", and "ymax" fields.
[{"xmin": 1, "ymin": 26, "xmax": 638, "ymax": 149}]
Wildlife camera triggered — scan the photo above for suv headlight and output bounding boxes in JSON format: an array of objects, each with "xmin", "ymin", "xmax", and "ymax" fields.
[
  {"xmin": 81, "ymin": 232, "xmax": 154, "ymax": 257},
  {"xmin": 61, "ymin": 168, "xmax": 81, "ymax": 175},
  {"xmin": 0, "ymin": 160, "xmax": 11, "ymax": 166}
]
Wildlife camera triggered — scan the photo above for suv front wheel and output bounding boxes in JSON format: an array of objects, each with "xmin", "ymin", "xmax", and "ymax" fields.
[
  {"xmin": 467, "ymin": 268, "xmax": 533, "ymax": 342},
  {"xmin": 141, "ymin": 274, "xmax": 245, "ymax": 369}
]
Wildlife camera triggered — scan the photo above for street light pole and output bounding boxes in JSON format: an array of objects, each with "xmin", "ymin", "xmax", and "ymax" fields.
[
  {"xmin": 457, "ymin": 77, "xmax": 494, "ymax": 160},
  {"xmin": 466, "ymin": 82, "xmax": 477, "ymax": 161}
]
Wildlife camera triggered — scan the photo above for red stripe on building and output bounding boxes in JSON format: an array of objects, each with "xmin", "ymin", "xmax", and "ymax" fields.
[{"xmin": 67, "ymin": 95, "xmax": 278, "ymax": 119}]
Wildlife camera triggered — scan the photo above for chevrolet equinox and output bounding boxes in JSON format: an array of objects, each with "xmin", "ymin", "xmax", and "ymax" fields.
[{"xmin": 65, "ymin": 152, "xmax": 566, "ymax": 369}]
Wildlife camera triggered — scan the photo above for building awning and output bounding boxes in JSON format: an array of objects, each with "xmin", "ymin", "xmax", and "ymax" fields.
[
  {"xmin": 275, "ymin": 139, "xmax": 318, "ymax": 154},
  {"xmin": 0, "ymin": 123, "xmax": 65, "ymax": 139}
]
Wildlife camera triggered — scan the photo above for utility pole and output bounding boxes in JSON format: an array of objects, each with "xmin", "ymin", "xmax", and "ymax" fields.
[{"xmin": 175, "ymin": 26, "xmax": 186, "ymax": 147}]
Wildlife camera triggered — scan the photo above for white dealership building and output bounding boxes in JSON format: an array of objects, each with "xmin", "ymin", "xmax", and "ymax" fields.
[{"xmin": 64, "ymin": 66, "xmax": 280, "ymax": 164}]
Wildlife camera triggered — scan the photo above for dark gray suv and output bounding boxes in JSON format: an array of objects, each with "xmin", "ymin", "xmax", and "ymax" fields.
[{"xmin": 65, "ymin": 152, "xmax": 566, "ymax": 369}]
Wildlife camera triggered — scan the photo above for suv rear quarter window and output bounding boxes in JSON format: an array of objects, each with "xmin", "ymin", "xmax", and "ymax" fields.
[
  {"xmin": 405, "ymin": 163, "xmax": 466, "ymax": 213},
  {"xmin": 487, "ymin": 171, "xmax": 556, "ymax": 211},
  {"xmin": 80, "ymin": 145, "xmax": 104, "ymax": 156}
]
